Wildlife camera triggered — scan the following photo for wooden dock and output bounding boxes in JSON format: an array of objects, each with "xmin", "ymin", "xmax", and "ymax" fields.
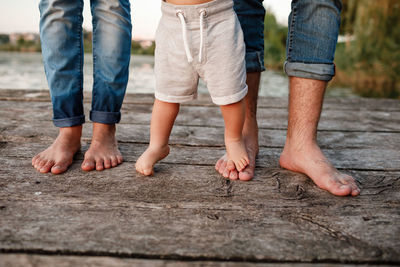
[{"xmin": 0, "ymin": 89, "xmax": 399, "ymax": 266}]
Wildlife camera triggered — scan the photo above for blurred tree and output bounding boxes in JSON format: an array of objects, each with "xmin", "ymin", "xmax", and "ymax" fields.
[
  {"xmin": 264, "ymin": 9, "xmax": 287, "ymax": 69},
  {"xmin": 336, "ymin": 0, "xmax": 400, "ymax": 98},
  {"xmin": 0, "ymin": 34, "xmax": 10, "ymax": 45}
]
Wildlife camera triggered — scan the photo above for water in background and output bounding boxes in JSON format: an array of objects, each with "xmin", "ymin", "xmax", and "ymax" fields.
[{"xmin": 0, "ymin": 52, "xmax": 356, "ymax": 98}]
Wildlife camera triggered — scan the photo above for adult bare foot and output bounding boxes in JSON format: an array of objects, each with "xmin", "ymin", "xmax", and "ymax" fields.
[
  {"xmin": 81, "ymin": 123, "xmax": 123, "ymax": 171},
  {"xmin": 135, "ymin": 145, "xmax": 170, "ymax": 176},
  {"xmin": 279, "ymin": 142, "xmax": 360, "ymax": 196},
  {"xmin": 32, "ymin": 126, "xmax": 82, "ymax": 174}
]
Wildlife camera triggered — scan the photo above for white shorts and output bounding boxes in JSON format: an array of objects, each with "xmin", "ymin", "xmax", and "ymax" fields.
[{"xmin": 154, "ymin": 0, "xmax": 248, "ymax": 106}]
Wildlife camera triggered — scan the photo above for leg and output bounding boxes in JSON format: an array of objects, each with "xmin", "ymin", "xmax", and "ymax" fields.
[
  {"xmin": 280, "ymin": 0, "xmax": 359, "ymax": 196},
  {"xmin": 215, "ymin": 0, "xmax": 265, "ymax": 180},
  {"xmin": 279, "ymin": 77, "xmax": 360, "ymax": 196},
  {"xmin": 215, "ymin": 73, "xmax": 260, "ymax": 180},
  {"xmin": 220, "ymin": 100, "xmax": 250, "ymax": 172},
  {"xmin": 81, "ymin": 0, "xmax": 132, "ymax": 171},
  {"xmin": 33, "ymin": 0, "xmax": 85, "ymax": 174},
  {"xmin": 135, "ymin": 99, "xmax": 180, "ymax": 176}
]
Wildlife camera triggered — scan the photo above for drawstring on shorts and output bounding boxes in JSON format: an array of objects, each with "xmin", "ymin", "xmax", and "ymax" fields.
[{"xmin": 176, "ymin": 9, "xmax": 207, "ymax": 63}]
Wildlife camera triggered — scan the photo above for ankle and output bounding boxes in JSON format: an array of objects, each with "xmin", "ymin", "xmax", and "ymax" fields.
[
  {"xmin": 148, "ymin": 142, "xmax": 169, "ymax": 151},
  {"xmin": 225, "ymin": 133, "xmax": 243, "ymax": 144},
  {"xmin": 93, "ymin": 123, "xmax": 116, "ymax": 134},
  {"xmin": 91, "ymin": 123, "xmax": 116, "ymax": 141},
  {"xmin": 284, "ymin": 138, "xmax": 318, "ymax": 152},
  {"xmin": 59, "ymin": 125, "xmax": 82, "ymax": 139}
]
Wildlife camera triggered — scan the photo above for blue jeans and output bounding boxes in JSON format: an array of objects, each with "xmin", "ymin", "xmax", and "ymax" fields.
[
  {"xmin": 233, "ymin": 0, "xmax": 266, "ymax": 73},
  {"xmin": 234, "ymin": 0, "xmax": 341, "ymax": 81},
  {"xmin": 39, "ymin": 0, "xmax": 132, "ymax": 127}
]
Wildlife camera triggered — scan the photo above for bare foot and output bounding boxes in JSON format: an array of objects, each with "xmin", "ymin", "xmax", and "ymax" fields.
[
  {"xmin": 135, "ymin": 145, "xmax": 170, "ymax": 176},
  {"xmin": 216, "ymin": 118, "xmax": 258, "ymax": 181},
  {"xmin": 32, "ymin": 126, "xmax": 82, "ymax": 174},
  {"xmin": 225, "ymin": 137, "xmax": 249, "ymax": 172},
  {"xmin": 216, "ymin": 71, "xmax": 260, "ymax": 180},
  {"xmin": 81, "ymin": 123, "xmax": 123, "ymax": 171},
  {"xmin": 279, "ymin": 142, "xmax": 360, "ymax": 196}
]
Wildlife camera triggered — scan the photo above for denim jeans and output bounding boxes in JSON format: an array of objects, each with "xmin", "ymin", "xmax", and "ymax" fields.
[
  {"xmin": 233, "ymin": 0, "xmax": 266, "ymax": 73},
  {"xmin": 39, "ymin": 0, "xmax": 132, "ymax": 127},
  {"xmin": 234, "ymin": 0, "xmax": 341, "ymax": 81},
  {"xmin": 285, "ymin": 0, "xmax": 342, "ymax": 81}
]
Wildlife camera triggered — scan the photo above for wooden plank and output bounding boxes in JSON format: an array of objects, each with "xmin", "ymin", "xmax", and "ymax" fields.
[
  {"xmin": 1, "ymin": 141, "xmax": 400, "ymax": 171},
  {"xmin": 1, "ymin": 91, "xmax": 399, "ymax": 264},
  {"xmin": 1, "ymin": 100, "xmax": 400, "ymax": 132},
  {"xmin": 0, "ymin": 254, "xmax": 392, "ymax": 267},
  {"xmin": 0, "ymin": 89, "xmax": 399, "ymax": 111},
  {"xmin": 0, "ymin": 159, "xmax": 399, "ymax": 263},
  {"xmin": 1, "ymin": 119, "xmax": 399, "ymax": 151}
]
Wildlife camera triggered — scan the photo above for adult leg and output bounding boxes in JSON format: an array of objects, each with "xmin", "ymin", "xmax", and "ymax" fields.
[
  {"xmin": 136, "ymin": 100, "xmax": 179, "ymax": 176},
  {"xmin": 215, "ymin": 0, "xmax": 265, "ymax": 180},
  {"xmin": 33, "ymin": 0, "xmax": 85, "ymax": 174},
  {"xmin": 82, "ymin": 0, "xmax": 132, "ymax": 171},
  {"xmin": 279, "ymin": 0, "xmax": 359, "ymax": 196}
]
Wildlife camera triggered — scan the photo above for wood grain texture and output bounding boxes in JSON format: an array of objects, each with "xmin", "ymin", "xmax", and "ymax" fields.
[
  {"xmin": 0, "ymin": 92, "xmax": 399, "ymax": 265},
  {"xmin": 0, "ymin": 254, "xmax": 391, "ymax": 267}
]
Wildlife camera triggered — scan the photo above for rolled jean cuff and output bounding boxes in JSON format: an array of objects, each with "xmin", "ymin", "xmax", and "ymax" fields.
[
  {"xmin": 90, "ymin": 110, "xmax": 121, "ymax": 124},
  {"xmin": 246, "ymin": 51, "xmax": 265, "ymax": 73},
  {"xmin": 284, "ymin": 61, "xmax": 335, "ymax": 81},
  {"xmin": 53, "ymin": 115, "xmax": 85, "ymax": 128}
]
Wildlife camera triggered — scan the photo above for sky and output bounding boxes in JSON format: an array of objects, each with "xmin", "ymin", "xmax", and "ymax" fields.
[{"xmin": 0, "ymin": 0, "xmax": 291, "ymax": 40}]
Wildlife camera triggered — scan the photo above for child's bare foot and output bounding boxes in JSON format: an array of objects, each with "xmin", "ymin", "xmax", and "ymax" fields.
[
  {"xmin": 81, "ymin": 123, "xmax": 123, "ymax": 171},
  {"xmin": 216, "ymin": 114, "xmax": 259, "ymax": 181},
  {"xmin": 32, "ymin": 126, "xmax": 82, "ymax": 174},
  {"xmin": 225, "ymin": 138, "xmax": 249, "ymax": 172},
  {"xmin": 135, "ymin": 145, "xmax": 170, "ymax": 176},
  {"xmin": 279, "ymin": 142, "xmax": 360, "ymax": 196}
]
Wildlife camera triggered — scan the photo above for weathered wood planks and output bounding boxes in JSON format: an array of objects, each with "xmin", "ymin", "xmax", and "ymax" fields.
[
  {"xmin": 1, "ymin": 254, "xmax": 392, "ymax": 267},
  {"xmin": 0, "ymin": 90, "xmax": 399, "ymax": 265}
]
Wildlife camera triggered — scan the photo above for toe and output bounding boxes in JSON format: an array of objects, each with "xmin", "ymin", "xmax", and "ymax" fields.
[
  {"xmin": 33, "ymin": 156, "xmax": 43, "ymax": 168},
  {"xmin": 36, "ymin": 159, "xmax": 47, "ymax": 170},
  {"xmin": 96, "ymin": 158, "xmax": 104, "ymax": 171},
  {"xmin": 351, "ymin": 188, "xmax": 360, "ymax": 196},
  {"xmin": 81, "ymin": 157, "xmax": 96, "ymax": 172},
  {"xmin": 215, "ymin": 157, "xmax": 223, "ymax": 171},
  {"xmin": 117, "ymin": 155, "xmax": 123, "ymax": 164},
  {"xmin": 340, "ymin": 175, "xmax": 360, "ymax": 196},
  {"xmin": 143, "ymin": 168, "xmax": 153, "ymax": 176},
  {"xmin": 135, "ymin": 163, "xmax": 141, "ymax": 173},
  {"xmin": 239, "ymin": 166, "xmax": 254, "ymax": 181},
  {"xmin": 51, "ymin": 164, "xmax": 68, "ymax": 175},
  {"xmin": 235, "ymin": 162, "xmax": 244, "ymax": 172},
  {"xmin": 229, "ymin": 170, "xmax": 238, "ymax": 180},
  {"xmin": 222, "ymin": 167, "xmax": 230, "ymax": 178},
  {"xmin": 218, "ymin": 160, "xmax": 227, "ymax": 175},
  {"xmin": 103, "ymin": 158, "xmax": 112, "ymax": 169},
  {"xmin": 32, "ymin": 155, "xmax": 39, "ymax": 166},
  {"xmin": 110, "ymin": 156, "xmax": 118, "ymax": 167},
  {"xmin": 330, "ymin": 184, "xmax": 352, "ymax": 196},
  {"xmin": 227, "ymin": 160, "xmax": 236, "ymax": 171},
  {"xmin": 40, "ymin": 160, "xmax": 55, "ymax": 173}
]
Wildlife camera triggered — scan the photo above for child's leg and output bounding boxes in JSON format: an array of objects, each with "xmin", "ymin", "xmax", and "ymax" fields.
[
  {"xmin": 220, "ymin": 99, "xmax": 249, "ymax": 172},
  {"xmin": 135, "ymin": 99, "xmax": 180, "ymax": 175}
]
